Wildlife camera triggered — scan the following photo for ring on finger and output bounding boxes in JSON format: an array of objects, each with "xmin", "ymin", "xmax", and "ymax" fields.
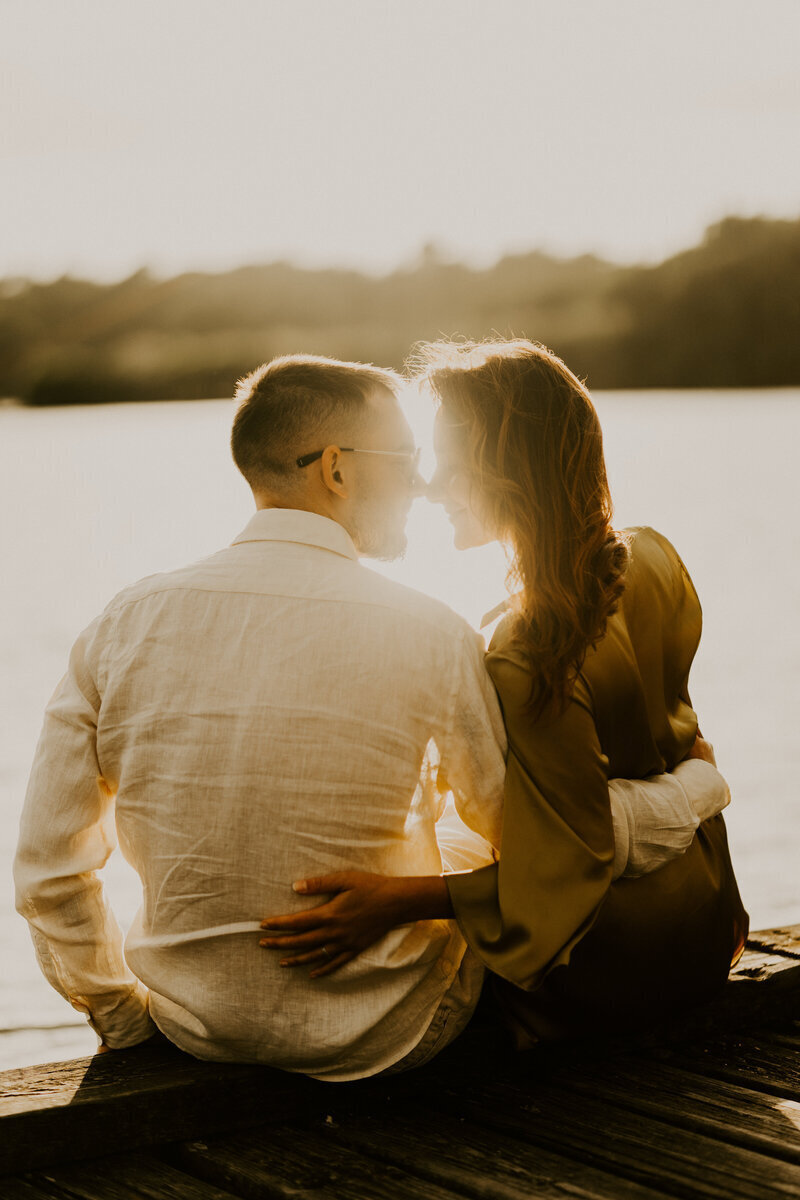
[{"xmin": 321, "ymin": 945, "xmax": 333, "ymax": 961}]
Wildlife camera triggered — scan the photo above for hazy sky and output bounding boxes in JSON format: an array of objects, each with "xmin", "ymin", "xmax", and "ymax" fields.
[{"xmin": 3, "ymin": 0, "xmax": 799, "ymax": 280}]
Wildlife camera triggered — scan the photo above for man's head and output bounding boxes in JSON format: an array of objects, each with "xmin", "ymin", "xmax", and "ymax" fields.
[{"xmin": 231, "ymin": 354, "xmax": 420, "ymax": 560}]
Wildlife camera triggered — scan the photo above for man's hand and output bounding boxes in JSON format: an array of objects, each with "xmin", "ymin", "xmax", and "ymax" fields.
[
  {"xmin": 259, "ymin": 871, "xmax": 451, "ymax": 978},
  {"xmin": 686, "ymin": 729, "xmax": 717, "ymax": 766}
]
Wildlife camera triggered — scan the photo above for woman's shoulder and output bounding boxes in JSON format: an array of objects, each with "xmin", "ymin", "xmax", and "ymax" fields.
[
  {"xmin": 485, "ymin": 610, "xmax": 525, "ymax": 676},
  {"xmin": 484, "ymin": 525, "xmax": 685, "ymax": 657},
  {"xmin": 485, "ymin": 614, "xmax": 531, "ymax": 705},
  {"xmin": 625, "ymin": 525, "xmax": 680, "ymax": 566},
  {"xmin": 485, "ymin": 614, "xmax": 593, "ymax": 720},
  {"xmin": 484, "ymin": 525, "xmax": 697, "ymax": 715},
  {"xmin": 621, "ymin": 526, "xmax": 698, "ymax": 604}
]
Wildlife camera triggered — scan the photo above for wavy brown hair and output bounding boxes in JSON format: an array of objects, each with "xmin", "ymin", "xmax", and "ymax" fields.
[{"xmin": 417, "ymin": 339, "xmax": 629, "ymax": 719}]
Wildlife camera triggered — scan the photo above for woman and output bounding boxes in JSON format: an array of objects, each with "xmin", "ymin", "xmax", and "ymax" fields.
[{"xmin": 261, "ymin": 339, "xmax": 749, "ymax": 1044}]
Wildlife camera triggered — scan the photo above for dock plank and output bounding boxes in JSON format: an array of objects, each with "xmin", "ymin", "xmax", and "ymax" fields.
[
  {"xmin": 0, "ymin": 1039, "xmax": 320, "ymax": 1177},
  {"xmin": 168, "ymin": 1127, "xmax": 468, "ymax": 1200},
  {"xmin": 747, "ymin": 929, "xmax": 800, "ymax": 960},
  {"xmin": 293, "ymin": 1108, "xmax": 671, "ymax": 1200},
  {"xmin": 3, "ymin": 1180, "xmax": 69, "ymax": 1200},
  {"xmin": 0, "ymin": 1038, "xmax": 308, "ymax": 1118},
  {"xmin": 4, "ymin": 1153, "xmax": 243, "ymax": 1199},
  {"xmin": 555, "ymin": 1055, "xmax": 800, "ymax": 1164},
  {"xmin": 652, "ymin": 1030, "xmax": 800, "ymax": 1100},
  {"xmin": 2, "ymin": 922, "xmax": 799, "ymax": 1195},
  {"xmin": 433, "ymin": 1076, "xmax": 800, "ymax": 1198},
  {"xmin": 0, "ymin": 928, "xmax": 796, "ymax": 1176}
]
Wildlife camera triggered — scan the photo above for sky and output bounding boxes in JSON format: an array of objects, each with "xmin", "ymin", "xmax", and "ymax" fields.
[{"xmin": 2, "ymin": 0, "xmax": 800, "ymax": 281}]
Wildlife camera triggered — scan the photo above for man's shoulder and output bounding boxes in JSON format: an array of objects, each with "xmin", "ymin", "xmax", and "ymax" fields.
[
  {"xmin": 104, "ymin": 550, "xmax": 228, "ymax": 616},
  {"xmin": 103, "ymin": 551, "xmax": 477, "ymax": 644},
  {"xmin": 351, "ymin": 565, "xmax": 478, "ymax": 643}
]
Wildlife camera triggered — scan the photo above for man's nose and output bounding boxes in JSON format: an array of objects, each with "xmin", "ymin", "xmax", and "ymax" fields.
[{"xmin": 409, "ymin": 468, "xmax": 427, "ymax": 499}]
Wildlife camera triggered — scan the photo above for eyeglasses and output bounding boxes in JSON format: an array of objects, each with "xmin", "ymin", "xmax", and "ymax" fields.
[{"xmin": 296, "ymin": 446, "xmax": 422, "ymax": 473}]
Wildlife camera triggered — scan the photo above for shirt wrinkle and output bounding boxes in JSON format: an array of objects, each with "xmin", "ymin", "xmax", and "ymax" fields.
[
  {"xmin": 15, "ymin": 509, "xmax": 506, "ymax": 1076},
  {"xmin": 15, "ymin": 511, "xmax": 731, "ymax": 1075}
]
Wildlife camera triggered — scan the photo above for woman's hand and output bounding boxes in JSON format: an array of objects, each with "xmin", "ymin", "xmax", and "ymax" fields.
[
  {"xmin": 259, "ymin": 871, "xmax": 452, "ymax": 978},
  {"xmin": 686, "ymin": 728, "xmax": 717, "ymax": 766},
  {"xmin": 259, "ymin": 871, "xmax": 411, "ymax": 978}
]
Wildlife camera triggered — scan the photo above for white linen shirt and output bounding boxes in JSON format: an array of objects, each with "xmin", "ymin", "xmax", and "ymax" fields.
[
  {"xmin": 14, "ymin": 508, "xmax": 728, "ymax": 1079},
  {"xmin": 15, "ymin": 509, "xmax": 507, "ymax": 1079}
]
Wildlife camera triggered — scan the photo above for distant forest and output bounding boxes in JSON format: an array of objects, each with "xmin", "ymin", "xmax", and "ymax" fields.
[{"xmin": 2, "ymin": 215, "xmax": 799, "ymax": 405}]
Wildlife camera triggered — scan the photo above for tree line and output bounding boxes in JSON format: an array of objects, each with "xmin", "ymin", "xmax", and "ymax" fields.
[{"xmin": 1, "ymin": 215, "xmax": 798, "ymax": 405}]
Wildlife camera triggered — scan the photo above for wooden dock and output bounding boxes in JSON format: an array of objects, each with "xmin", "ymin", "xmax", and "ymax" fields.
[{"xmin": 1, "ymin": 925, "xmax": 799, "ymax": 1199}]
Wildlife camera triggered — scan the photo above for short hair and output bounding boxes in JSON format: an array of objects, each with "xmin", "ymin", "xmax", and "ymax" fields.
[{"xmin": 231, "ymin": 354, "xmax": 401, "ymax": 492}]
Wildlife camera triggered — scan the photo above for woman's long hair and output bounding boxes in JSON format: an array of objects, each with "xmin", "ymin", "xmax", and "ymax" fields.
[{"xmin": 418, "ymin": 339, "xmax": 629, "ymax": 719}]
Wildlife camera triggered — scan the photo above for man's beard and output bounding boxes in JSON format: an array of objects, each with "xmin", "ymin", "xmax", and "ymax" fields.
[{"xmin": 347, "ymin": 495, "xmax": 408, "ymax": 561}]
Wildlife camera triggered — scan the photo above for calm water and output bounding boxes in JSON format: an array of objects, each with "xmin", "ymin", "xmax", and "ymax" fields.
[{"xmin": 1, "ymin": 390, "xmax": 798, "ymax": 1069}]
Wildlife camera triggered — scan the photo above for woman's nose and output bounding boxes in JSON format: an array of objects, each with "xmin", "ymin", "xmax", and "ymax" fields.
[{"xmin": 424, "ymin": 469, "xmax": 445, "ymax": 503}]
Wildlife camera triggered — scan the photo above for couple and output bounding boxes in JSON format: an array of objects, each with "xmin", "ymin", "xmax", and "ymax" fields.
[{"xmin": 15, "ymin": 341, "xmax": 748, "ymax": 1081}]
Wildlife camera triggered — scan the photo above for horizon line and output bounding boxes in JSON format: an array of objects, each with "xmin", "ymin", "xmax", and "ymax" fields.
[{"xmin": 3, "ymin": 211, "xmax": 799, "ymax": 291}]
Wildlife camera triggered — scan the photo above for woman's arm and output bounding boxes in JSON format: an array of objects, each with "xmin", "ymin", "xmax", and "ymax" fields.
[
  {"xmin": 444, "ymin": 641, "xmax": 617, "ymax": 992},
  {"xmin": 260, "ymin": 726, "xmax": 722, "ymax": 978},
  {"xmin": 259, "ymin": 872, "xmax": 452, "ymax": 978}
]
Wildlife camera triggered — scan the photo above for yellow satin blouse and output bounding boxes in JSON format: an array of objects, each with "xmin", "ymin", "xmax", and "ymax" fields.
[{"xmin": 447, "ymin": 526, "xmax": 748, "ymax": 1041}]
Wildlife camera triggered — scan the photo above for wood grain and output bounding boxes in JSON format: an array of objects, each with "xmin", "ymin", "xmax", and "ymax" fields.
[
  {"xmin": 1, "ymin": 922, "xmax": 799, "ymax": 1196},
  {"xmin": 17, "ymin": 1154, "xmax": 243, "ymax": 1199},
  {"xmin": 0, "ymin": 1039, "xmax": 320, "ymax": 1177},
  {"xmin": 746, "ymin": 929, "xmax": 800, "ymax": 960},
  {"xmin": 651, "ymin": 1031, "xmax": 800, "ymax": 1100},
  {"xmin": 168, "ymin": 1127, "xmax": 467, "ymax": 1200},
  {"xmin": 433, "ymin": 1077, "xmax": 800, "ymax": 1199},
  {"xmin": 557, "ymin": 1053, "xmax": 800, "ymax": 1162},
  {"xmin": 316, "ymin": 1108, "xmax": 673, "ymax": 1200}
]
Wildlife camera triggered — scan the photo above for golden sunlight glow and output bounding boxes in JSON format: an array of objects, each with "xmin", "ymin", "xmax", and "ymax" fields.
[{"xmin": 2, "ymin": 0, "xmax": 799, "ymax": 281}]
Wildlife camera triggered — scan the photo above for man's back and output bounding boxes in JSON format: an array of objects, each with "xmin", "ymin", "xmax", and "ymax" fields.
[
  {"xmin": 16, "ymin": 354, "xmax": 734, "ymax": 1081},
  {"xmin": 59, "ymin": 510, "xmax": 504, "ymax": 1078}
]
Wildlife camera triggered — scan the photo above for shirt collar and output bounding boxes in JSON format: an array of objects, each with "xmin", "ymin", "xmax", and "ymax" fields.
[{"xmin": 231, "ymin": 508, "xmax": 359, "ymax": 562}]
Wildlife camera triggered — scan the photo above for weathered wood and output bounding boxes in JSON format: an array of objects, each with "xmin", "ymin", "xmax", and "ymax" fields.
[
  {"xmin": 168, "ymin": 1127, "xmax": 468, "ymax": 1200},
  {"xmin": 747, "ymin": 928, "xmax": 800, "ymax": 960},
  {"xmin": 1, "ymin": 923, "xmax": 799, "ymax": 1189},
  {"xmin": 756, "ymin": 1028, "xmax": 800, "ymax": 1051},
  {"xmin": 2, "ymin": 1179, "xmax": 69, "ymax": 1200},
  {"xmin": 0, "ymin": 1038, "xmax": 321, "ymax": 1177},
  {"xmin": 0, "ymin": 1037, "xmax": 291, "ymax": 1118},
  {"xmin": 651, "ymin": 1030, "xmax": 800, "ymax": 1101},
  {"xmin": 556, "ymin": 1054, "xmax": 800, "ymax": 1163},
  {"xmin": 433, "ymin": 1077, "xmax": 800, "ymax": 1199},
  {"xmin": 12, "ymin": 1153, "xmax": 243, "ymax": 1199},
  {"xmin": 300, "ymin": 1108, "xmax": 671, "ymax": 1200}
]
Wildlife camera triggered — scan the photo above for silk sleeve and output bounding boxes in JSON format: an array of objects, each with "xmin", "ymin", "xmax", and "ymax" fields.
[{"xmin": 446, "ymin": 643, "xmax": 615, "ymax": 991}]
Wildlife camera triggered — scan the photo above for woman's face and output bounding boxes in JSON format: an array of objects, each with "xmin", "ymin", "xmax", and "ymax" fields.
[{"xmin": 427, "ymin": 409, "xmax": 496, "ymax": 550}]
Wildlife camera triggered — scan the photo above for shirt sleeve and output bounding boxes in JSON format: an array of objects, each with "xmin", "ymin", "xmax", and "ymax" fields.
[
  {"xmin": 13, "ymin": 611, "xmax": 156, "ymax": 1049},
  {"xmin": 608, "ymin": 759, "xmax": 731, "ymax": 879},
  {"xmin": 437, "ymin": 627, "xmax": 507, "ymax": 851}
]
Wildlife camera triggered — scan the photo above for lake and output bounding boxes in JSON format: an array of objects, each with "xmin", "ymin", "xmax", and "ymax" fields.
[{"xmin": 1, "ymin": 389, "xmax": 798, "ymax": 1069}]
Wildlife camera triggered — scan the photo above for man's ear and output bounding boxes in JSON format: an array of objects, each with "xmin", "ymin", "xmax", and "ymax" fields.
[{"xmin": 320, "ymin": 446, "xmax": 349, "ymax": 499}]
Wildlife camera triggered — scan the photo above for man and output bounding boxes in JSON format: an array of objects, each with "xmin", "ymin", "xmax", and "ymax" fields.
[{"xmin": 15, "ymin": 355, "xmax": 725, "ymax": 1080}]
